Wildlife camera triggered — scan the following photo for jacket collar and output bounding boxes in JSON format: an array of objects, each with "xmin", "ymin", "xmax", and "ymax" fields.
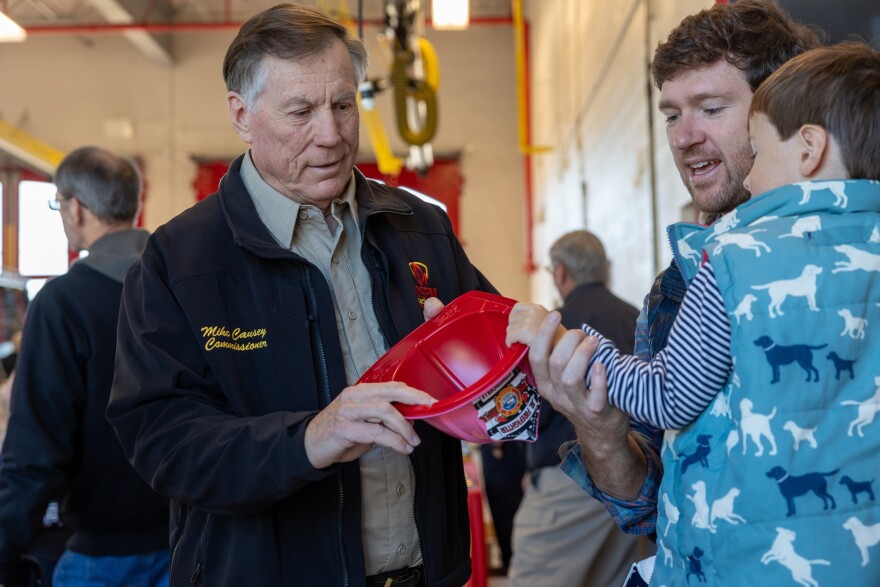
[
  {"xmin": 77, "ymin": 228, "xmax": 150, "ymax": 283},
  {"xmin": 666, "ymin": 180, "xmax": 880, "ymax": 283},
  {"xmin": 218, "ymin": 155, "xmax": 413, "ymax": 259}
]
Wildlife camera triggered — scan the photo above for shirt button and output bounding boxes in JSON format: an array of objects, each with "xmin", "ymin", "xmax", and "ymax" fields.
[
  {"xmin": 332, "ymin": 256, "xmax": 340, "ymax": 264},
  {"xmin": 347, "ymin": 310, "xmax": 357, "ymax": 320},
  {"xmin": 397, "ymin": 544, "xmax": 406, "ymax": 556},
  {"xmin": 298, "ymin": 211, "xmax": 308, "ymax": 220},
  {"xmin": 396, "ymin": 484, "xmax": 405, "ymax": 496}
]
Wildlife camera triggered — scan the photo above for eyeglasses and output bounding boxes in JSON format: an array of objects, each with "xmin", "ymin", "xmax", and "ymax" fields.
[{"xmin": 48, "ymin": 194, "xmax": 85, "ymax": 211}]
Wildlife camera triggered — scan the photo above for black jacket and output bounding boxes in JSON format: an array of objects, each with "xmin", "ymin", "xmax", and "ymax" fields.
[
  {"xmin": 525, "ymin": 284, "xmax": 638, "ymax": 471},
  {"xmin": 0, "ymin": 230, "xmax": 167, "ymax": 585},
  {"xmin": 108, "ymin": 156, "xmax": 492, "ymax": 586}
]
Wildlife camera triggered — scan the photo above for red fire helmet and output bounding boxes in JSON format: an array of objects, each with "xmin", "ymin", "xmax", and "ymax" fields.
[{"xmin": 358, "ymin": 291, "xmax": 541, "ymax": 444}]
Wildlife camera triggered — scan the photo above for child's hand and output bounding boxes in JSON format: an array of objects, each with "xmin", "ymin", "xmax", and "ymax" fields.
[{"xmin": 506, "ymin": 302, "xmax": 561, "ymax": 348}]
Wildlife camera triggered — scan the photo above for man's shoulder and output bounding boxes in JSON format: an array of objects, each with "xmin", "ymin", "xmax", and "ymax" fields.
[
  {"xmin": 357, "ymin": 174, "xmax": 443, "ymax": 215},
  {"xmin": 156, "ymin": 195, "xmax": 223, "ymax": 236}
]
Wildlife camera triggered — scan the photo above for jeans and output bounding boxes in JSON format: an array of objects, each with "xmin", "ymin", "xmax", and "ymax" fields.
[{"xmin": 53, "ymin": 549, "xmax": 169, "ymax": 587}]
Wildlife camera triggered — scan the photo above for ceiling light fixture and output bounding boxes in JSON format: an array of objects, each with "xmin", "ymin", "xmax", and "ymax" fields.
[
  {"xmin": 432, "ymin": 0, "xmax": 469, "ymax": 30},
  {"xmin": 0, "ymin": 11, "xmax": 26, "ymax": 42}
]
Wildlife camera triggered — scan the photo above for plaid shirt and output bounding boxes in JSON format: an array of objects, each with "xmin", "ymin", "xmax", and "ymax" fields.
[{"xmin": 559, "ymin": 424, "xmax": 662, "ymax": 535}]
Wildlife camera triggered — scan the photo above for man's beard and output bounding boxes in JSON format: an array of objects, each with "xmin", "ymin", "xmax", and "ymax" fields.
[{"xmin": 682, "ymin": 142, "xmax": 753, "ymax": 221}]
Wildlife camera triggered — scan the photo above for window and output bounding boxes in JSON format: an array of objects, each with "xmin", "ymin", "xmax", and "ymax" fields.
[{"xmin": 18, "ymin": 180, "xmax": 69, "ymax": 277}]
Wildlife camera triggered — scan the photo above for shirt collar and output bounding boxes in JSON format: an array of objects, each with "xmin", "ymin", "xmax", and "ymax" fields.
[{"xmin": 240, "ymin": 150, "xmax": 357, "ymax": 247}]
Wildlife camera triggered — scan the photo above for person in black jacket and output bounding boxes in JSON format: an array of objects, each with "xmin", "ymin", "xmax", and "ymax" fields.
[
  {"xmin": 107, "ymin": 4, "xmax": 492, "ymax": 587},
  {"xmin": 0, "ymin": 146, "xmax": 168, "ymax": 587},
  {"xmin": 507, "ymin": 230, "xmax": 648, "ymax": 587}
]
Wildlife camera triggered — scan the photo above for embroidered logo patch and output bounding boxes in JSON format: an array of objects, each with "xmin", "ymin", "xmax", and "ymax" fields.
[
  {"xmin": 200, "ymin": 325, "xmax": 268, "ymax": 352},
  {"xmin": 409, "ymin": 261, "xmax": 438, "ymax": 307},
  {"xmin": 474, "ymin": 368, "xmax": 541, "ymax": 441}
]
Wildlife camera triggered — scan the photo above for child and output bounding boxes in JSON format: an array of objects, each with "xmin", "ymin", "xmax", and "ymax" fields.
[{"xmin": 509, "ymin": 43, "xmax": 880, "ymax": 585}]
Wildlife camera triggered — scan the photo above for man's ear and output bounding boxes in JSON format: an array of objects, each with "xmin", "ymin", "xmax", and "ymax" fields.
[
  {"xmin": 69, "ymin": 197, "xmax": 86, "ymax": 226},
  {"xmin": 796, "ymin": 124, "xmax": 829, "ymax": 178},
  {"xmin": 227, "ymin": 91, "xmax": 253, "ymax": 143}
]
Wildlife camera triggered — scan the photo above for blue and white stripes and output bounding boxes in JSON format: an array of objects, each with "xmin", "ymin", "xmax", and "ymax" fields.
[{"xmin": 585, "ymin": 262, "xmax": 733, "ymax": 429}]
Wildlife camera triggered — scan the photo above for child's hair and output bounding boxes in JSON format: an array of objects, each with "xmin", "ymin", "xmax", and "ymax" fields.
[{"xmin": 751, "ymin": 43, "xmax": 880, "ymax": 180}]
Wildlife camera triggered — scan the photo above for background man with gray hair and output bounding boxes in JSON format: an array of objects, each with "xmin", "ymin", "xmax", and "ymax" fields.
[
  {"xmin": 0, "ymin": 146, "xmax": 168, "ymax": 587},
  {"xmin": 508, "ymin": 230, "xmax": 645, "ymax": 587}
]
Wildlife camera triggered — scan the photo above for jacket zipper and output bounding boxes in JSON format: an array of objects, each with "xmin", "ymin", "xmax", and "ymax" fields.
[
  {"xmin": 169, "ymin": 527, "xmax": 182, "ymax": 583},
  {"xmin": 189, "ymin": 512, "xmax": 213, "ymax": 584},
  {"xmin": 305, "ymin": 268, "xmax": 349, "ymax": 587}
]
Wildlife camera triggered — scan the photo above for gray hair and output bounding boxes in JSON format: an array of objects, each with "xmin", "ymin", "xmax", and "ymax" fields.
[
  {"xmin": 549, "ymin": 230, "xmax": 609, "ymax": 286},
  {"xmin": 223, "ymin": 3, "xmax": 369, "ymax": 106},
  {"xmin": 54, "ymin": 146, "xmax": 141, "ymax": 224}
]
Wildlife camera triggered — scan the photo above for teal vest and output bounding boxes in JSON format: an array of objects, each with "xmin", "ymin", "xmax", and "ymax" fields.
[{"xmin": 653, "ymin": 180, "xmax": 880, "ymax": 586}]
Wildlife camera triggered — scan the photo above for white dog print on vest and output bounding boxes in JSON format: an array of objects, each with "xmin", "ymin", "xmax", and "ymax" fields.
[
  {"xmin": 832, "ymin": 245, "xmax": 880, "ymax": 274},
  {"xmin": 726, "ymin": 429, "xmax": 740, "ymax": 456},
  {"xmin": 796, "ymin": 180, "xmax": 848, "ymax": 208},
  {"xmin": 779, "ymin": 215, "xmax": 822, "ymax": 239},
  {"xmin": 761, "ymin": 527, "xmax": 831, "ymax": 587},
  {"xmin": 709, "ymin": 487, "xmax": 747, "ymax": 530},
  {"xmin": 841, "ymin": 376, "xmax": 880, "ymax": 437},
  {"xmin": 712, "ymin": 229, "xmax": 772, "ymax": 257},
  {"xmin": 782, "ymin": 420, "xmax": 818, "ymax": 451},
  {"xmin": 740, "ymin": 398, "xmax": 778, "ymax": 456},
  {"xmin": 687, "ymin": 481, "xmax": 714, "ymax": 532},
  {"xmin": 843, "ymin": 516, "xmax": 880, "ymax": 567},
  {"xmin": 661, "ymin": 429, "xmax": 679, "ymax": 459},
  {"xmin": 657, "ymin": 538, "xmax": 674, "ymax": 567},
  {"xmin": 838, "ymin": 309, "xmax": 868, "ymax": 339},
  {"xmin": 751, "ymin": 215, "xmax": 780, "ymax": 226},
  {"xmin": 710, "ymin": 390, "xmax": 732, "ymax": 418},
  {"xmin": 730, "ymin": 293, "xmax": 757, "ymax": 325},
  {"xmin": 711, "ymin": 209, "xmax": 740, "ymax": 236},
  {"xmin": 661, "ymin": 492, "xmax": 680, "ymax": 537},
  {"xmin": 751, "ymin": 264, "xmax": 823, "ymax": 318},
  {"xmin": 676, "ymin": 233, "xmax": 702, "ymax": 269}
]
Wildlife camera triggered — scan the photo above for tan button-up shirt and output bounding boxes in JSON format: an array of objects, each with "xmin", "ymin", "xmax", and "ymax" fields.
[{"xmin": 241, "ymin": 153, "xmax": 422, "ymax": 575}]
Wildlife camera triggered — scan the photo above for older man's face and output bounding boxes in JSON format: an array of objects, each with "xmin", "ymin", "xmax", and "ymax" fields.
[
  {"xmin": 230, "ymin": 40, "xmax": 359, "ymax": 209},
  {"xmin": 659, "ymin": 60, "xmax": 754, "ymax": 217}
]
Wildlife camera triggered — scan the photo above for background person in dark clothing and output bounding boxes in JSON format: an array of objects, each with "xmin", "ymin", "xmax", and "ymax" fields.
[
  {"xmin": 508, "ymin": 230, "xmax": 649, "ymax": 587},
  {"xmin": 0, "ymin": 146, "xmax": 168, "ymax": 587}
]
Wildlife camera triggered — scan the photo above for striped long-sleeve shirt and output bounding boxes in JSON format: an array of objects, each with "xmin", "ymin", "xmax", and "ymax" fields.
[{"xmin": 584, "ymin": 261, "xmax": 733, "ymax": 430}]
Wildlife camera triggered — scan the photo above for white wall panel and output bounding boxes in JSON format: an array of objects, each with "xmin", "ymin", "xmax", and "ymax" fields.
[{"xmin": 527, "ymin": 0, "xmax": 715, "ymax": 307}]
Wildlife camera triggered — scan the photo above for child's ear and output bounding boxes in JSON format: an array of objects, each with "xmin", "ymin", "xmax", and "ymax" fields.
[{"xmin": 796, "ymin": 124, "xmax": 829, "ymax": 178}]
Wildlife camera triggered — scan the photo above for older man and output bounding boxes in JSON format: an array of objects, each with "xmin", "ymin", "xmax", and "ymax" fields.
[{"xmin": 108, "ymin": 4, "xmax": 491, "ymax": 587}]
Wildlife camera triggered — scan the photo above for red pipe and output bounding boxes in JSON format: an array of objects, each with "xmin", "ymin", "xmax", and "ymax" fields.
[{"xmin": 23, "ymin": 16, "xmax": 514, "ymax": 35}]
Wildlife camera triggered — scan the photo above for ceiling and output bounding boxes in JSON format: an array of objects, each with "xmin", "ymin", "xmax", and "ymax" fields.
[
  {"xmin": 5, "ymin": 0, "xmax": 513, "ymax": 69},
  {"xmin": 7, "ymin": 0, "xmax": 513, "ymax": 34},
  {"xmin": 0, "ymin": 0, "xmax": 514, "ymax": 174}
]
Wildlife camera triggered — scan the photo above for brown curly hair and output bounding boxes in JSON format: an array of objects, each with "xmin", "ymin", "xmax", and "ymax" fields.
[{"xmin": 651, "ymin": 0, "xmax": 821, "ymax": 91}]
